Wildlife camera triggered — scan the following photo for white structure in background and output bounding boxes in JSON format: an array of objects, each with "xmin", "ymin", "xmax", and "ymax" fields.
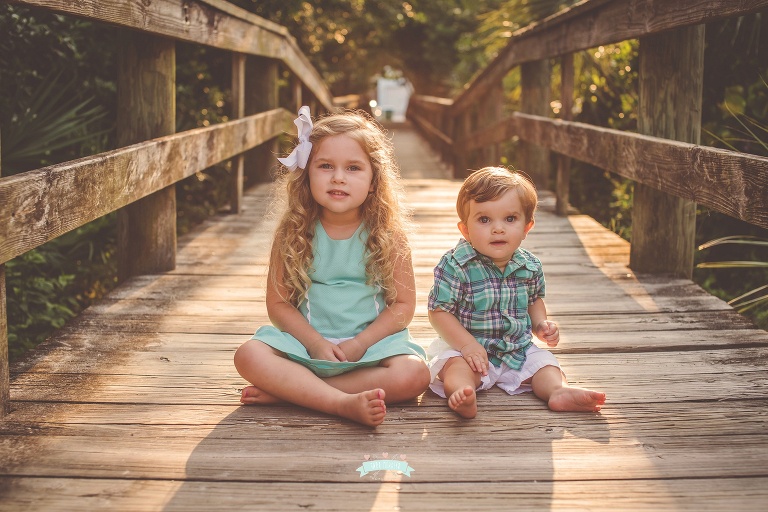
[{"xmin": 374, "ymin": 77, "xmax": 413, "ymax": 122}]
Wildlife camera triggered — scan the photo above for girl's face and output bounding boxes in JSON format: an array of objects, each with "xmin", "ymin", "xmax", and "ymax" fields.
[{"xmin": 308, "ymin": 134, "xmax": 374, "ymax": 223}]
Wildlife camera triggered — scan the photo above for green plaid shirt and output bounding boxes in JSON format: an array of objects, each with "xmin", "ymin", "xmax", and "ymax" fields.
[{"xmin": 428, "ymin": 238, "xmax": 545, "ymax": 370}]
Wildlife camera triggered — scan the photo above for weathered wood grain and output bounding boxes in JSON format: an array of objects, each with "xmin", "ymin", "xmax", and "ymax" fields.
[
  {"xmin": 630, "ymin": 26, "xmax": 703, "ymax": 277},
  {"xmin": 1, "ymin": 477, "xmax": 766, "ymax": 512},
  {"xmin": 0, "ymin": 109, "xmax": 291, "ymax": 265},
  {"xmin": 116, "ymin": 33, "xmax": 177, "ymax": 280},
  {"xmin": 461, "ymin": 113, "xmax": 768, "ymax": 229}
]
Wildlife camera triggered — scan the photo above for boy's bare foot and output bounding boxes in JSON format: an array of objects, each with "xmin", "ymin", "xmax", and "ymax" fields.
[
  {"xmin": 240, "ymin": 386, "xmax": 283, "ymax": 405},
  {"xmin": 337, "ymin": 389, "xmax": 387, "ymax": 427},
  {"xmin": 548, "ymin": 387, "xmax": 606, "ymax": 412},
  {"xmin": 448, "ymin": 385, "xmax": 477, "ymax": 419}
]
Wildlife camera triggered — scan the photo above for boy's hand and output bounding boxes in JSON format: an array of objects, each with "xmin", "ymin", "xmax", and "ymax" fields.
[
  {"xmin": 535, "ymin": 320, "xmax": 560, "ymax": 347},
  {"xmin": 460, "ymin": 342, "xmax": 489, "ymax": 376},
  {"xmin": 337, "ymin": 338, "xmax": 366, "ymax": 362},
  {"xmin": 308, "ymin": 339, "xmax": 348, "ymax": 362}
]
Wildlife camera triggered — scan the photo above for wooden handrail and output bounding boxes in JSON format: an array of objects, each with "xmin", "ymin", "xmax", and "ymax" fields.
[
  {"xmin": 461, "ymin": 113, "xmax": 768, "ymax": 229},
  {"xmin": 0, "ymin": 109, "xmax": 293, "ymax": 266}
]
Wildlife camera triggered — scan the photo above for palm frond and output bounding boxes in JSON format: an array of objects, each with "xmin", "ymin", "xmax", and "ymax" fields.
[
  {"xmin": 698, "ymin": 236, "xmax": 768, "ymax": 250},
  {"xmin": 1, "ymin": 68, "xmax": 109, "ymax": 174}
]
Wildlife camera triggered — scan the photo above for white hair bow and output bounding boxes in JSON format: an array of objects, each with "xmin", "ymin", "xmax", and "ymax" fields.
[{"xmin": 277, "ymin": 105, "xmax": 313, "ymax": 171}]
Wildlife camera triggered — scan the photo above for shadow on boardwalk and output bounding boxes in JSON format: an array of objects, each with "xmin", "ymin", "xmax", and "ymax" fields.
[{"xmin": 1, "ymin": 123, "xmax": 768, "ymax": 510}]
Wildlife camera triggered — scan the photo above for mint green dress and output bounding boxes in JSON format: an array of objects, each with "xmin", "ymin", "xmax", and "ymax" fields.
[{"xmin": 251, "ymin": 222, "xmax": 426, "ymax": 377}]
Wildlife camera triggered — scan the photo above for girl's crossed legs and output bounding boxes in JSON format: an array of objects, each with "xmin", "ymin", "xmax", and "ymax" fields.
[{"xmin": 234, "ymin": 339, "xmax": 430, "ymax": 427}]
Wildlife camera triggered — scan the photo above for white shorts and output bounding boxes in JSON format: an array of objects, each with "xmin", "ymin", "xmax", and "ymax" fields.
[{"xmin": 426, "ymin": 338, "xmax": 563, "ymax": 398}]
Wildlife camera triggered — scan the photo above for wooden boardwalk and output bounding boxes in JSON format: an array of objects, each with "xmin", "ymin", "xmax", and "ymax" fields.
[{"xmin": 1, "ymin": 121, "xmax": 768, "ymax": 510}]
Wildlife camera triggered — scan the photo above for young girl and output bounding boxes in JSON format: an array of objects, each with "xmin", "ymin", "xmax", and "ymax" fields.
[{"xmin": 234, "ymin": 107, "xmax": 431, "ymax": 427}]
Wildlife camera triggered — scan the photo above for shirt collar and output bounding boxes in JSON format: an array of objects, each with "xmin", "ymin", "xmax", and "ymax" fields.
[{"xmin": 452, "ymin": 238, "xmax": 538, "ymax": 273}]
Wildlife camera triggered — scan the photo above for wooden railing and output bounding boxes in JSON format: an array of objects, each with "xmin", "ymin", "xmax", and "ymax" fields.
[
  {"xmin": 0, "ymin": 0, "xmax": 339, "ymax": 416},
  {"xmin": 407, "ymin": 0, "xmax": 768, "ymax": 279}
]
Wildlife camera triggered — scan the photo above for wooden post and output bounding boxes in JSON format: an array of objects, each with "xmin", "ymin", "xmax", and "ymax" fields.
[
  {"xmin": 444, "ymin": 108, "xmax": 455, "ymax": 172},
  {"xmin": 520, "ymin": 59, "xmax": 552, "ymax": 189},
  {"xmin": 0, "ymin": 263, "xmax": 7, "ymax": 417},
  {"xmin": 230, "ymin": 53, "xmax": 246, "ymax": 214},
  {"xmin": 244, "ymin": 56, "xmax": 279, "ymax": 183},
  {"xmin": 556, "ymin": 53, "xmax": 574, "ymax": 216},
  {"xmin": 485, "ymin": 83, "xmax": 504, "ymax": 166},
  {"xmin": 630, "ymin": 26, "xmax": 704, "ymax": 278},
  {"xmin": 453, "ymin": 110, "xmax": 470, "ymax": 178},
  {"xmin": 0, "ymin": 127, "xmax": 8, "ymax": 417},
  {"xmin": 292, "ymin": 76, "xmax": 303, "ymax": 112},
  {"xmin": 116, "ymin": 33, "xmax": 176, "ymax": 281}
]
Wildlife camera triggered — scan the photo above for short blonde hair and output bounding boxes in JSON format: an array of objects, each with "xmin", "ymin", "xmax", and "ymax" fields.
[{"xmin": 457, "ymin": 167, "xmax": 538, "ymax": 224}]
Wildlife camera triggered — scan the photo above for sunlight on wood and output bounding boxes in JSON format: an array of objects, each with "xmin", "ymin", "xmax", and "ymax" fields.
[
  {"xmin": 368, "ymin": 478, "xmax": 403, "ymax": 511},
  {"xmin": 567, "ymin": 215, "xmax": 661, "ymax": 313}
]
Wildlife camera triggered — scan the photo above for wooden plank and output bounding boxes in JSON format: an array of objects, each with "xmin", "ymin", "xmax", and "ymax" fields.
[
  {"xmin": 452, "ymin": 0, "xmax": 768, "ymax": 113},
  {"xmin": 0, "ymin": 109, "xmax": 292, "ymax": 265},
  {"xmin": 2, "ymin": 428, "xmax": 768, "ymax": 482},
  {"xmin": 14, "ymin": 328, "xmax": 768, "ymax": 378},
  {"xmin": 11, "ymin": 349, "xmax": 768, "ymax": 404},
  {"xmin": 61, "ymin": 309, "xmax": 755, "ymax": 338},
  {"xmin": 462, "ymin": 113, "xmax": 768, "ymax": 229},
  {"xmin": 1, "ymin": 477, "xmax": 766, "ymax": 512},
  {"xmin": 9, "ymin": 0, "xmax": 333, "ymax": 109},
  {"xmin": 2, "ymin": 399, "xmax": 764, "ymax": 431},
  {"xmin": 198, "ymin": 0, "xmax": 289, "ymax": 35}
]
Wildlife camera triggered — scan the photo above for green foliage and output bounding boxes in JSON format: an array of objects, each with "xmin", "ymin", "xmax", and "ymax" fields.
[
  {"xmin": 696, "ymin": 235, "xmax": 768, "ymax": 329},
  {"xmin": 1, "ymin": 69, "xmax": 109, "ymax": 175},
  {"xmin": 173, "ymin": 43, "xmax": 235, "ymax": 234},
  {"xmin": 6, "ymin": 215, "xmax": 116, "ymax": 361},
  {"xmin": 231, "ymin": 0, "xmax": 503, "ymax": 96},
  {"xmin": 455, "ymin": 0, "xmax": 580, "ymax": 88}
]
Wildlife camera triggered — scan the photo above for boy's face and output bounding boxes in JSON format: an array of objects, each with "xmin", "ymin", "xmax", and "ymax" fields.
[{"xmin": 458, "ymin": 189, "xmax": 534, "ymax": 270}]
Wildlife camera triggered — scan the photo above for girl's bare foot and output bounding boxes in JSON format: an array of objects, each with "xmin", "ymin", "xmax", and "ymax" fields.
[
  {"xmin": 336, "ymin": 389, "xmax": 387, "ymax": 427},
  {"xmin": 448, "ymin": 385, "xmax": 477, "ymax": 419},
  {"xmin": 548, "ymin": 387, "xmax": 606, "ymax": 412},
  {"xmin": 240, "ymin": 386, "xmax": 283, "ymax": 405}
]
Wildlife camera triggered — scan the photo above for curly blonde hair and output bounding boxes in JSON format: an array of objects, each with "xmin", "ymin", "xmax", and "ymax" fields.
[{"xmin": 270, "ymin": 110, "xmax": 411, "ymax": 306}]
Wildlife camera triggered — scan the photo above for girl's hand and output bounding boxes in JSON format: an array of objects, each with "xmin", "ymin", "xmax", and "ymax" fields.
[
  {"xmin": 535, "ymin": 320, "xmax": 560, "ymax": 347},
  {"xmin": 337, "ymin": 338, "xmax": 367, "ymax": 362},
  {"xmin": 307, "ymin": 339, "xmax": 348, "ymax": 362},
  {"xmin": 459, "ymin": 341, "xmax": 489, "ymax": 376}
]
